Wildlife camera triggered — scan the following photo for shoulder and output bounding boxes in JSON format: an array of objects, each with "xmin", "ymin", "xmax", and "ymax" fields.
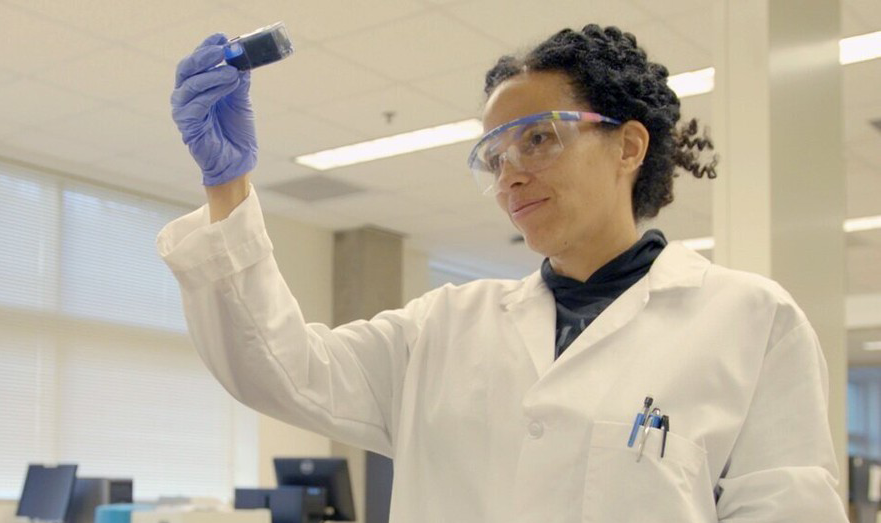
[
  {"xmin": 402, "ymin": 273, "xmax": 533, "ymax": 318},
  {"xmin": 654, "ymin": 243, "xmax": 810, "ymax": 345},
  {"xmin": 701, "ymin": 261, "xmax": 810, "ymax": 344}
]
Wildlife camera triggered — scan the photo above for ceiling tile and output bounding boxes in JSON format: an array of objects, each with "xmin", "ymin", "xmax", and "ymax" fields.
[
  {"xmin": 219, "ymin": 0, "xmax": 427, "ymax": 42},
  {"xmin": 34, "ymin": 47, "xmax": 173, "ymax": 103},
  {"xmin": 91, "ymin": 153, "xmax": 183, "ymax": 185},
  {"xmin": 322, "ymin": 11, "xmax": 507, "ymax": 82},
  {"xmin": 308, "ymin": 190, "xmax": 433, "ymax": 225},
  {"xmin": 841, "ymin": 0, "xmax": 881, "ymax": 36},
  {"xmin": 325, "ymin": 154, "xmax": 448, "ymax": 193},
  {"xmin": 628, "ymin": 0, "xmax": 711, "ymax": 18},
  {"xmin": 848, "ymin": 137, "xmax": 881, "ymax": 171},
  {"xmin": 45, "ymin": 107, "xmax": 168, "ymax": 155},
  {"xmin": 247, "ymin": 46, "xmax": 393, "ymax": 110},
  {"xmin": 0, "ymin": 79, "xmax": 104, "ymax": 126},
  {"xmin": 841, "ymin": 5, "xmax": 874, "ymax": 37},
  {"xmin": 0, "ymin": 4, "xmax": 108, "ymax": 74},
  {"xmin": 301, "ymin": 83, "xmax": 469, "ymax": 140},
  {"xmin": 249, "ymin": 154, "xmax": 319, "ymax": 186},
  {"xmin": 2, "ymin": 128, "xmax": 114, "ymax": 165},
  {"xmin": 395, "ymin": 177, "xmax": 488, "ymax": 212},
  {"xmin": 624, "ymin": 20, "xmax": 713, "ymax": 74},
  {"xmin": 127, "ymin": 8, "xmax": 278, "ymax": 66},
  {"xmin": 445, "ymin": 0, "xmax": 653, "ymax": 48},
  {"xmin": 410, "ymin": 64, "xmax": 490, "ymax": 116},
  {"xmin": 125, "ymin": 137, "xmax": 201, "ymax": 176},
  {"xmin": 258, "ymin": 108, "xmax": 365, "ymax": 159},
  {"xmin": 660, "ymin": 8, "xmax": 714, "ymax": 58},
  {"xmin": 6, "ymin": 0, "xmax": 216, "ymax": 41}
]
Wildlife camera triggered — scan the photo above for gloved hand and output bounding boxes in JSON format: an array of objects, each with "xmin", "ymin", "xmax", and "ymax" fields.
[{"xmin": 171, "ymin": 34, "xmax": 258, "ymax": 186}]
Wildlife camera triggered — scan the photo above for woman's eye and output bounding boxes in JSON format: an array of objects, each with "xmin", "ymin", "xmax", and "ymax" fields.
[
  {"xmin": 487, "ymin": 154, "xmax": 501, "ymax": 172},
  {"xmin": 525, "ymin": 131, "xmax": 552, "ymax": 148},
  {"xmin": 531, "ymin": 133, "xmax": 547, "ymax": 145}
]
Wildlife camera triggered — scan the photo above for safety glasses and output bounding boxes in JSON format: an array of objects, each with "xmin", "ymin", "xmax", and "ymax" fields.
[{"xmin": 466, "ymin": 111, "xmax": 621, "ymax": 195}]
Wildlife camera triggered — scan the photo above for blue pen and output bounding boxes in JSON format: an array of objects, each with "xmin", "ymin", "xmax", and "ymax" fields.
[{"xmin": 627, "ymin": 396, "xmax": 653, "ymax": 447}]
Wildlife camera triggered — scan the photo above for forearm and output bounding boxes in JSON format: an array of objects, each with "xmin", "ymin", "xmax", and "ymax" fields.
[{"xmin": 206, "ymin": 173, "xmax": 251, "ymax": 223}]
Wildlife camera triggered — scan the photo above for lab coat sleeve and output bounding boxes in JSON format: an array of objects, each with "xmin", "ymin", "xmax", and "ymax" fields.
[
  {"xmin": 715, "ymin": 316, "xmax": 849, "ymax": 522},
  {"xmin": 156, "ymin": 188, "xmax": 428, "ymax": 457}
]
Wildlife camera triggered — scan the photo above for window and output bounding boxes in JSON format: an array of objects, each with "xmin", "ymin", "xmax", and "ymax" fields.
[
  {"xmin": 0, "ymin": 164, "xmax": 257, "ymax": 501},
  {"xmin": 848, "ymin": 366, "xmax": 881, "ymax": 460}
]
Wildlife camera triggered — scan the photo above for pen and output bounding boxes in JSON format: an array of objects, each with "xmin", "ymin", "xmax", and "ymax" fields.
[
  {"xmin": 660, "ymin": 415, "xmax": 669, "ymax": 458},
  {"xmin": 628, "ymin": 396, "xmax": 654, "ymax": 448},
  {"xmin": 636, "ymin": 408, "xmax": 662, "ymax": 462}
]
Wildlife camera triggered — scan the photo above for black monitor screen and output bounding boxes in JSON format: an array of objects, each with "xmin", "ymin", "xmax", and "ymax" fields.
[
  {"xmin": 274, "ymin": 458, "xmax": 355, "ymax": 521},
  {"xmin": 16, "ymin": 464, "xmax": 78, "ymax": 521}
]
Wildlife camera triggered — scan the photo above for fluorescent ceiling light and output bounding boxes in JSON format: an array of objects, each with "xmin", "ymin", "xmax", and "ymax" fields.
[
  {"xmin": 667, "ymin": 31, "xmax": 880, "ymax": 100},
  {"xmin": 844, "ymin": 215, "xmax": 881, "ymax": 233},
  {"xmin": 294, "ymin": 32, "xmax": 879, "ymax": 169},
  {"xmin": 295, "ymin": 119, "xmax": 483, "ymax": 171},
  {"xmin": 681, "ymin": 236, "xmax": 715, "ymax": 251},
  {"xmin": 840, "ymin": 30, "xmax": 881, "ymax": 65},
  {"xmin": 864, "ymin": 341, "xmax": 881, "ymax": 351},
  {"xmin": 680, "ymin": 215, "xmax": 880, "ymax": 253},
  {"xmin": 668, "ymin": 67, "xmax": 715, "ymax": 98}
]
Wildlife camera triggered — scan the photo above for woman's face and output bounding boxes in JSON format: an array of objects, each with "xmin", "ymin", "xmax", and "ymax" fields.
[{"xmin": 482, "ymin": 71, "xmax": 638, "ymax": 260}]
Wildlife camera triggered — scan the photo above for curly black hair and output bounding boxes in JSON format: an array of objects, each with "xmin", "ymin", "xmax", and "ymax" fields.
[{"xmin": 484, "ymin": 24, "xmax": 717, "ymax": 220}]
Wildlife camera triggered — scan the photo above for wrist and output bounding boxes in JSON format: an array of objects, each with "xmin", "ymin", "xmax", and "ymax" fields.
[{"xmin": 206, "ymin": 174, "xmax": 251, "ymax": 223}]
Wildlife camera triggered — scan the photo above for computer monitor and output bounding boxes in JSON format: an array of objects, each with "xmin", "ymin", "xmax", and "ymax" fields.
[
  {"xmin": 273, "ymin": 458, "xmax": 356, "ymax": 521},
  {"xmin": 16, "ymin": 464, "xmax": 78, "ymax": 522},
  {"xmin": 235, "ymin": 486, "xmax": 327, "ymax": 523}
]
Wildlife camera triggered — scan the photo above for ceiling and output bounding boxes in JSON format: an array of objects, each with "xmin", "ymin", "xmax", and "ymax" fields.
[{"xmin": 0, "ymin": 0, "xmax": 879, "ymax": 362}]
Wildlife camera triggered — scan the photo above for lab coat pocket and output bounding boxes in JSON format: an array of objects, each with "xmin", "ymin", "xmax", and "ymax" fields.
[{"xmin": 582, "ymin": 421, "xmax": 716, "ymax": 523}]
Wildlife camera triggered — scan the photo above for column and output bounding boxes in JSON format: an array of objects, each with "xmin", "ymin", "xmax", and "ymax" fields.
[
  {"xmin": 333, "ymin": 226, "xmax": 404, "ymax": 523},
  {"xmin": 712, "ymin": 0, "xmax": 847, "ymax": 498}
]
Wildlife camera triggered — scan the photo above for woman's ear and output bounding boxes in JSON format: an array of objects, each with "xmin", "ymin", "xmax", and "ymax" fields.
[{"xmin": 618, "ymin": 120, "xmax": 649, "ymax": 182}]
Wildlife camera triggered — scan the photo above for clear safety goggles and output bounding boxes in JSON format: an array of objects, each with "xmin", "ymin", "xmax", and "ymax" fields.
[{"xmin": 466, "ymin": 111, "xmax": 621, "ymax": 195}]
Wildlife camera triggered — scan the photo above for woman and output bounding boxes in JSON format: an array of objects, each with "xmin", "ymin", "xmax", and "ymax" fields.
[{"xmin": 161, "ymin": 25, "xmax": 847, "ymax": 522}]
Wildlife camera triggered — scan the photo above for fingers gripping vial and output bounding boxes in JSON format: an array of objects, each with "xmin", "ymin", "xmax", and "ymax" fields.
[
  {"xmin": 224, "ymin": 22, "xmax": 294, "ymax": 71},
  {"xmin": 170, "ymin": 24, "xmax": 293, "ymax": 186}
]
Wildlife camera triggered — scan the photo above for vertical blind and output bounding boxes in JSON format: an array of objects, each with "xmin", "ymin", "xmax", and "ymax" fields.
[{"xmin": 0, "ymin": 163, "xmax": 257, "ymax": 501}]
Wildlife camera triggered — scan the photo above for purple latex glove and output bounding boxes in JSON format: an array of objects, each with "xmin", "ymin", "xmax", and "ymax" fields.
[{"xmin": 171, "ymin": 34, "xmax": 257, "ymax": 186}]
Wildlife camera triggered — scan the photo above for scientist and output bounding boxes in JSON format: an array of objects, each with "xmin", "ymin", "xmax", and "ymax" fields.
[{"xmin": 159, "ymin": 24, "xmax": 849, "ymax": 522}]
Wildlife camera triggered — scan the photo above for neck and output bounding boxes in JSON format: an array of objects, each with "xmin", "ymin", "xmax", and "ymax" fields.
[{"xmin": 548, "ymin": 220, "xmax": 640, "ymax": 282}]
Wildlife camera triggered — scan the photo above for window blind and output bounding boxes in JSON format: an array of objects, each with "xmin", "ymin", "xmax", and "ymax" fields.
[{"xmin": 0, "ymin": 163, "xmax": 257, "ymax": 501}]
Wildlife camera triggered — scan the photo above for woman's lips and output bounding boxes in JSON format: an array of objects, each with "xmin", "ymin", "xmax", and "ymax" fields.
[{"xmin": 510, "ymin": 198, "xmax": 548, "ymax": 219}]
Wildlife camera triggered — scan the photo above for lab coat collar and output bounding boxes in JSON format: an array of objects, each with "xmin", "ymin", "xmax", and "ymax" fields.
[
  {"xmin": 646, "ymin": 241, "xmax": 711, "ymax": 292},
  {"xmin": 499, "ymin": 241, "xmax": 710, "ymax": 377},
  {"xmin": 501, "ymin": 241, "xmax": 710, "ymax": 309}
]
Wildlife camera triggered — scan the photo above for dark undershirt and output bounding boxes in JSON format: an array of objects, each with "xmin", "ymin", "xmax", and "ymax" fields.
[{"xmin": 541, "ymin": 230, "xmax": 668, "ymax": 359}]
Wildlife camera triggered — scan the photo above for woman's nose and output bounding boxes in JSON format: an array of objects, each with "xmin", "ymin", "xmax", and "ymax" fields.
[{"xmin": 494, "ymin": 153, "xmax": 530, "ymax": 193}]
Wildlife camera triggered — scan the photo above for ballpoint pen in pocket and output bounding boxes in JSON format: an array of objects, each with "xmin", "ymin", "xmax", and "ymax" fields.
[{"xmin": 636, "ymin": 408, "xmax": 662, "ymax": 462}]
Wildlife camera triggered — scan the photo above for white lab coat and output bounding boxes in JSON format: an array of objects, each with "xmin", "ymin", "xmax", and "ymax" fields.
[{"xmin": 157, "ymin": 188, "xmax": 848, "ymax": 523}]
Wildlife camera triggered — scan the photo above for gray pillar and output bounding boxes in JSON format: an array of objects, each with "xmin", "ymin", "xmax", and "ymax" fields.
[
  {"xmin": 332, "ymin": 226, "xmax": 403, "ymax": 523},
  {"xmin": 712, "ymin": 0, "xmax": 847, "ymax": 498}
]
